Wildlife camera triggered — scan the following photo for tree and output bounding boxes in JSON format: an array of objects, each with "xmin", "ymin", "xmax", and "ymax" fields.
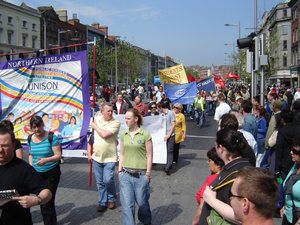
[{"xmin": 88, "ymin": 39, "xmax": 141, "ymax": 87}]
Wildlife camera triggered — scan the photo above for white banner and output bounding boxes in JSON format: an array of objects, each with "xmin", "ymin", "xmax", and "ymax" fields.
[
  {"xmin": 114, "ymin": 114, "xmax": 167, "ymax": 164},
  {"xmin": 64, "ymin": 114, "xmax": 167, "ymax": 164}
]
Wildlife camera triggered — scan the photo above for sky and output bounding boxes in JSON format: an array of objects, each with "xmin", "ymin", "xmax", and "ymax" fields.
[{"xmin": 9, "ymin": 0, "xmax": 286, "ymax": 66}]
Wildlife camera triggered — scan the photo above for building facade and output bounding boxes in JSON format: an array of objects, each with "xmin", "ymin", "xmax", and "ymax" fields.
[
  {"xmin": 0, "ymin": 1, "xmax": 41, "ymax": 61},
  {"xmin": 267, "ymin": 2, "xmax": 292, "ymax": 86},
  {"xmin": 289, "ymin": 0, "xmax": 300, "ymax": 87}
]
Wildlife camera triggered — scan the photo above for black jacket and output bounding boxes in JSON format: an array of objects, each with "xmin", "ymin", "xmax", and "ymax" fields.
[{"xmin": 276, "ymin": 123, "xmax": 300, "ymax": 179}]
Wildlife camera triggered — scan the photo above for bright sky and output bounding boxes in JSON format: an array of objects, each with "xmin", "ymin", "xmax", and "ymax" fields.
[{"xmin": 9, "ymin": 0, "xmax": 285, "ymax": 66}]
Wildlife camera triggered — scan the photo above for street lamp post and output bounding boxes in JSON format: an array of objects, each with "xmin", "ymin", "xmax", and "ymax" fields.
[
  {"xmin": 224, "ymin": 22, "xmax": 240, "ymax": 39},
  {"xmin": 115, "ymin": 41, "xmax": 118, "ymax": 95},
  {"xmin": 224, "ymin": 43, "xmax": 235, "ymax": 53},
  {"xmin": 113, "ymin": 36, "xmax": 120, "ymax": 95},
  {"xmin": 225, "ymin": 22, "xmax": 241, "ymax": 77},
  {"xmin": 58, "ymin": 29, "xmax": 70, "ymax": 54}
]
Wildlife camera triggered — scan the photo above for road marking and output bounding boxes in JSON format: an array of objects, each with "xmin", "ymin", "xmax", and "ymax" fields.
[{"xmin": 186, "ymin": 135, "xmax": 215, "ymax": 139}]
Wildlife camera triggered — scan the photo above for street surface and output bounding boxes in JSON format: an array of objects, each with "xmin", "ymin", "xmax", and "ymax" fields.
[{"xmin": 30, "ymin": 115, "xmax": 282, "ymax": 225}]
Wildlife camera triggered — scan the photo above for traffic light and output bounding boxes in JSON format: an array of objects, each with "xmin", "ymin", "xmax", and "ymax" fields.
[{"xmin": 237, "ymin": 32, "xmax": 256, "ymax": 52}]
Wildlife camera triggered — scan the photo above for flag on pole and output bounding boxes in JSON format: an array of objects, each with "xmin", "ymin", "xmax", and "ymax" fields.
[
  {"xmin": 196, "ymin": 76, "xmax": 216, "ymax": 93},
  {"xmin": 164, "ymin": 82, "xmax": 198, "ymax": 104},
  {"xmin": 158, "ymin": 64, "xmax": 188, "ymax": 84}
]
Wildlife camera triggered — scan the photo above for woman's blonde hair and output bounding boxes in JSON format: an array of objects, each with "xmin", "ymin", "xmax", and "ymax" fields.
[{"xmin": 173, "ymin": 103, "xmax": 183, "ymax": 111}]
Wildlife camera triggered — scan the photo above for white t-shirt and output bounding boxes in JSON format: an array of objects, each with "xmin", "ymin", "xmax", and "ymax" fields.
[
  {"xmin": 294, "ymin": 91, "xmax": 300, "ymax": 100},
  {"xmin": 116, "ymin": 102, "xmax": 121, "ymax": 114},
  {"xmin": 239, "ymin": 129, "xmax": 257, "ymax": 154},
  {"xmin": 214, "ymin": 102, "xmax": 231, "ymax": 121}
]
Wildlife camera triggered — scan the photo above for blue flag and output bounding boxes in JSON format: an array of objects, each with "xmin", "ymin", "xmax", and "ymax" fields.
[
  {"xmin": 164, "ymin": 82, "xmax": 198, "ymax": 104},
  {"xmin": 196, "ymin": 77, "xmax": 216, "ymax": 93}
]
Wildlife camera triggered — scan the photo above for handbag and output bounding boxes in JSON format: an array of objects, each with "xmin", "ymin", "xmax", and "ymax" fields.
[
  {"xmin": 268, "ymin": 130, "xmax": 278, "ymax": 148},
  {"xmin": 291, "ymin": 193, "xmax": 300, "ymax": 223},
  {"xmin": 293, "ymin": 207, "xmax": 300, "ymax": 224}
]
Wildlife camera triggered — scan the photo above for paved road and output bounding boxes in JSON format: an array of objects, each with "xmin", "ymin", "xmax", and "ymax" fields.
[{"xmin": 30, "ymin": 115, "xmax": 282, "ymax": 225}]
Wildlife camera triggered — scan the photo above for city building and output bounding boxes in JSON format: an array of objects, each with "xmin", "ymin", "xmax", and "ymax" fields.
[
  {"xmin": 0, "ymin": 1, "xmax": 41, "ymax": 61},
  {"xmin": 288, "ymin": 0, "xmax": 300, "ymax": 87},
  {"xmin": 266, "ymin": 2, "xmax": 292, "ymax": 86}
]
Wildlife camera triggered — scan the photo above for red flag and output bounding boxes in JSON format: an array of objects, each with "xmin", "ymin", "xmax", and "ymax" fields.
[{"xmin": 226, "ymin": 72, "xmax": 240, "ymax": 80}]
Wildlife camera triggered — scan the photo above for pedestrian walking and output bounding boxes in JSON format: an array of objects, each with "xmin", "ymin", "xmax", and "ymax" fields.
[
  {"xmin": 173, "ymin": 103, "xmax": 186, "ymax": 164},
  {"xmin": 118, "ymin": 108, "xmax": 153, "ymax": 225},
  {"xmin": 87, "ymin": 103, "xmax": 121, "ymax": 212},
  {"xmin": 28, "ymin": 116, "xmax": 62, "ymax": 225},
  {"xmin": 157, "ymin": 102, "xmax": 176, "ymax": 175}
]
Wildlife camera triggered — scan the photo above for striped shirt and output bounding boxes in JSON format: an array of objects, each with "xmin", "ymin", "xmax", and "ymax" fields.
[{"xmin": 29, "ymin": 134, "xmax": 60, "ymax": 173}]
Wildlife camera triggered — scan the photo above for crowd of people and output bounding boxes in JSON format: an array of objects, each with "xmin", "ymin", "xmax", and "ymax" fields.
[
  {"xmin": 190, "ymin": 84, "xmax": 300, "ymax": 225},
  {"xmin": 2, "ymin": 81, "xmax": 300, "ymax": 225}
]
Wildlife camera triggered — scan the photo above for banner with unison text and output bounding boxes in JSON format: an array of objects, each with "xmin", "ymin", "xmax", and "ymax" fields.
[
  {"xmin": 0, "ymin": 51, "xmax": 90, "ymax": 155},
  {"xmin": 158, "ymin": 64, "xmax": 188, "ymax": 84}
]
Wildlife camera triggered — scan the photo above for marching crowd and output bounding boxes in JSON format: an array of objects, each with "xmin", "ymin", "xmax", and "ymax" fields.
[{"xmin": 2, "ymin": 82, "xmax": 300, "ymax": 225}]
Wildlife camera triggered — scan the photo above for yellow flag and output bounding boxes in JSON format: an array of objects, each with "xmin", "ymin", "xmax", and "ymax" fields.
[{"xmin": 158, "ymin": 64, "xmax": 188, "ymax": 84}]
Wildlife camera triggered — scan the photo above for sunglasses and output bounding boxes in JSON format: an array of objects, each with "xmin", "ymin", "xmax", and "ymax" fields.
[
  {"xmin": 291, "ymin": 148, "xmax": 300, "ymax": 155},
  {"xmin": 229, "ymin": 190, "xmax": 244, "ymax": 199}
]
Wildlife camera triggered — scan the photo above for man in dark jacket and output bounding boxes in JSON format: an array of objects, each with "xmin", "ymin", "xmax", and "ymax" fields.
[{"xmin": 113, "ymin": 93, "xmax": 130, "ymax": 115}]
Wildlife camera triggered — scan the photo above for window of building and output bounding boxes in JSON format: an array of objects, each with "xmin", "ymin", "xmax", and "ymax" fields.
[
  {"xmin": 283, "ymin": 56, "xmax": 287, "ymax": 67},
  {"xmin": 0, "ymin": 14, "xmax": 2, "ymax": 23},
  {"xmin": 32, "ymin": 36, "xmax": 36, "ymax": 48},
  {"xmin": 282, "ymin": 25, "xmax": 288, "ymax": 35},
  {"xmin": 293, "ymin": 10, "xmax": 298, "ymax": 20},
  {"xmin": 7, "ymin": 31, "xmax": 13, "ymax": 44},
  {"xmin": 22, "ymin": 34, "xmax": 27, "ymax": 47},
  {"xmin": 8, "ymin": 16, "xmax": 12, "ymax": 24},
  {"xmin": 32, "ymin": 23, "xmax": 36, "ymax": 30},
  {"xmin": 283, "ymin": 40, "xmax": 287, "ymax": 50},
  {"xmin": 0, "ymin": 29, "xmax": 2, "ymax": 43},
  {"xmin": 22, "ymin": 21, "xmax": 27, "ymax": 28},
  {"xmin": 283, "ymin": 9, "xmax": 287, "ymax": 17}
]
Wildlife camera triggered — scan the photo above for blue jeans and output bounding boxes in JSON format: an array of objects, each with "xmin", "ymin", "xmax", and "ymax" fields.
[
  {"xmin": 119, "ymin": 171, "xmax": 152, "ymax": 225},
  {"xmin": 93, "ymin": 160, "xmax": 116, "ymax": 206},
  {"xmin": 195, "ymin": 109, "xmax": 205, "ymax": 128}
]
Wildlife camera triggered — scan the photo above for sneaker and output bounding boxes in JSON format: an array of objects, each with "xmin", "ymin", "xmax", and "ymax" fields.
[
  {"xmin": 108, "ymin": 202, "xmax": 117, "ymax": 210},
  {"xmin": 97, "ymin": 205, "xmax": 107, "ymax": 212},
  {"xmin": 165, "ymin": 170, "xmax": 170, "ymax": 176}
]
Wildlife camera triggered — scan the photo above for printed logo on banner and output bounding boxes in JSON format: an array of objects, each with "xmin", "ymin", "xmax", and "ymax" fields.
[
  {"xmin": 164, "ymin": 82, "xmax": 198, "ymax": 104},
  {"xmin": 174, "ymin": 89, "xmax": 186, "ymax": 98}
]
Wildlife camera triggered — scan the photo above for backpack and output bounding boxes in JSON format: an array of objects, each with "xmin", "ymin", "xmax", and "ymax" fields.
[{"xmin": 27, "ymin": 132, "xmax": 54, "ymax": 147}]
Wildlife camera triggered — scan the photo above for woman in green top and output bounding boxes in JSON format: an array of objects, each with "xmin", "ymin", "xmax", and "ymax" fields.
[{"xmin": 118, "ymin": 108, "xmax": 153, "ymax": 225}]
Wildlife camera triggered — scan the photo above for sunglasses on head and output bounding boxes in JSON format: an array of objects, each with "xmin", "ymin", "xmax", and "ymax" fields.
[{"xmin": 291, "ymin": 148, "xmax": 300, "ymax": 155}]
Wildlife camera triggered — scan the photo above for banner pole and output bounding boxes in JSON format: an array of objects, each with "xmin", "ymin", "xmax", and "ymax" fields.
[{"xmin": 90, "ymin": 37, "xmax": 97, "ymax": 187}]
